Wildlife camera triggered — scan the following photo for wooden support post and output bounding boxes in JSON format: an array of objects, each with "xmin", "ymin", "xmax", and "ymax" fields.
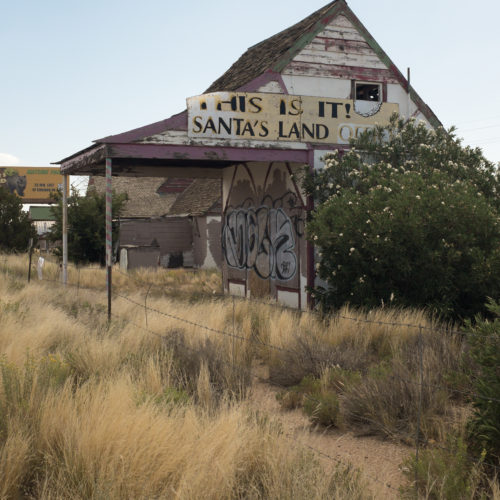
[
  {"xmin": 106, "ymin": 158, "xmax": 113, "ymax": 322},
  {"xmin": 62, "ymin": 174, "xmax": 69, "ymax": 285}
]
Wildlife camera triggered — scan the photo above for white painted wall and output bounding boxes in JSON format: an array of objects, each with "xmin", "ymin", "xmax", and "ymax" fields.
[{"xmin": 282, "ymin": 75, "xmax": 351, "ymax": 98}]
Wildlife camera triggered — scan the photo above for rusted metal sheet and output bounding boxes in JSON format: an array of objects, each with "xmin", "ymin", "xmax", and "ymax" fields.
[{"xmin": 187, "ymin": 92, "xmax": 398, "ymax": 145}]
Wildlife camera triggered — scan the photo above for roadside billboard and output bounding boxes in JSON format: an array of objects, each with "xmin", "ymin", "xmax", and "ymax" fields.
[{"xmin": 0, "ymin": 167, "xmax": 63, "ymax": 203}]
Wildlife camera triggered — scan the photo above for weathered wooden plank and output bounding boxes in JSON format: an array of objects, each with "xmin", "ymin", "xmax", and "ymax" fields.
[
  {"xmin": 293, "ymin": 50, "xmax": 386, "ymax": 69},
  {"xmin": 316, "ymin": 27, "xmax": 366, "ymax": 42},
  {"xmin": 283, "ymin": 61, "xmax": 399, "ymax": 83},
  {"xmin": 305, "ymin": 38, "xmax": 375, "ymax": 56},
  {"xmin": 108, "ymin": 143, "xmax": 310, "ymax": 164}
]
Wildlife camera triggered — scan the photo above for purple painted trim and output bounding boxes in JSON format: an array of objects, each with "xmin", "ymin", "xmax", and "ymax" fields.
[
  {"xmin": 96, "ymin": 110, "xmax": 188, "ymax": 144},
  {"xmin": 305, "ymin": 143, "xmax": 350, "ymax": 152},
  {"xmin": 276, "ymin": 285, "xmax": 301, "ymax": 309},
  {"xmin": 108, "ymin": 143, "xmax": 310, "ymax": 164},
  {"xmin": 58, "ymin": 144, "xmax": 107, "ymax": 171},
  {"xmin": 228, "ymin": 279, "xmax": 247, "ymax": 297},
  {"xmin": 237, "ymin": 71, "xmax": 289, "ymax": 95}
]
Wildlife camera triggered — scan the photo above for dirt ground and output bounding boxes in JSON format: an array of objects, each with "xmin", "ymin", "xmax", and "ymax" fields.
[{"xmin": 248, "ymin": 363, "xmax": 412, "ymax": 499}]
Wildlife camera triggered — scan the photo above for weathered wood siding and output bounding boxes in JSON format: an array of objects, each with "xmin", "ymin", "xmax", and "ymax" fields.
[
  {"xmin": 284, "ymin": 15, "xmax": 386, "ymax": 80},
  {"xmin": 121, "ymin": 247, "xmax": 161, "ymax": 270},
  {"xmin": 120, "ymin": 218, "xmax": 192, "ymax": 255},
  {"xmin": 282, "ymin": 14, "xmax": 428, "ymax": 124}
]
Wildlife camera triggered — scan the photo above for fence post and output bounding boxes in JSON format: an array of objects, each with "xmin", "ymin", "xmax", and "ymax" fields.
[
  {"xmin": 415, "ymin": 324, "xmax": 424, "ymax": 498},
  {"xmin": 145, "ymin": 284, "xmax": 152, "ymax": 328}
]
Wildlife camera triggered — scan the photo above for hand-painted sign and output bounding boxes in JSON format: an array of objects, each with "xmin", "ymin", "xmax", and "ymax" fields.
[
  {"xmin": 187, "ymin": 92, "xmax": 399, "ymax": 144},
  {"xmin": 0, "ymin": 167, "xmax": 63, "ymax": 203}
]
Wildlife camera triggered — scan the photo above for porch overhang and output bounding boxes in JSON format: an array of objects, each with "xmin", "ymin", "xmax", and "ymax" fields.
[{"xmin": 57, "ymin": 142, "xmax": 310, "ymax": 178}]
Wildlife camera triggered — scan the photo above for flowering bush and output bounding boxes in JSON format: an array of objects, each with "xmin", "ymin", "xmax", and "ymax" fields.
[{"xmin": 305, "ymin": 115, "xmax": 500, "ymax": 319}]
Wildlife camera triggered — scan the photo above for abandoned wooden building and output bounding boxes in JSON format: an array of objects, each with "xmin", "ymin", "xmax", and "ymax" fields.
[
  {"xmin": 89, "ymin": 176, "xmax": 221, "ymax": 270},
  {"xmin": 57, "ymin": 0, "xmax": 440, "ymax": 308}
]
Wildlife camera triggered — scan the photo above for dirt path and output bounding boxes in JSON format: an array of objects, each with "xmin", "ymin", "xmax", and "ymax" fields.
[{"xmin": 249, "ymin": 363, "xmax": 412, "ymax": 498}]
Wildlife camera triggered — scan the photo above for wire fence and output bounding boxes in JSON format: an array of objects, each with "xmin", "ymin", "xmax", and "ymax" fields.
[{"xmin": 1, "ymin": 255, "xmax": 499, "ymax": 496}]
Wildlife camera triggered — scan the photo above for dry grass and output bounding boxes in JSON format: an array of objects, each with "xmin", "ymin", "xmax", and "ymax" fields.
[
  {"xmin": 0, "ymin": 254, "xmax": 370, "ymax": 499},
  {"xmin": 2, "ymin": 252, "xmax": 498, "ymax": 498}
]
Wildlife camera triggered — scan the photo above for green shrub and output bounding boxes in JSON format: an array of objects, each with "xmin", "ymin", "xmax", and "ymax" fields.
[
  {"xmin": 342, "ymin": 359, "xmax": 449, "ymax": 441},
  {"xmin": 466, "ymin": 299, "xmax": 500, "ymax": 466},
  {"xmin": 277, "ymin": 375, "xmax": 341, "ymax": 428},
  {"xmin": 304, "ymin": 115, "xmax": 500, "ymax": 320},
  {"xmin": 400, "ymin": 436, "xmax": 486, "ymax": 500},
  {"xmin": 303, "ymin": 392, "xmax": 340, "ymax": 427}
]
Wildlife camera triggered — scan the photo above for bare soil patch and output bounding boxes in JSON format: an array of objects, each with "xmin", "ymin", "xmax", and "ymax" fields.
[{"xmin": 249, "ymin": 361, "xmax": 412, "ymax": 498}]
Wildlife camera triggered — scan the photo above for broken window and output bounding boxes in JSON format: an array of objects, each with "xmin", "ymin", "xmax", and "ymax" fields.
[{"xmin": 355, "ymin": 83, "xmax": 381, "ymax": 102}]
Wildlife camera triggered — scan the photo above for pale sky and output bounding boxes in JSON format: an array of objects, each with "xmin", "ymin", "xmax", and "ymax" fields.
[{"xmin": 1, "ymin": 0, "xmax": 499, "ymax": 193}]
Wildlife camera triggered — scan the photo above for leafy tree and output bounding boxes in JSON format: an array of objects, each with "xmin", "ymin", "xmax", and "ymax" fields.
[
  {"xmin": 0, "ymin": 188, "xmax": 37, "ymax": 252},
  {"xmin": 304, "ymin": 115, "xmax": 500, "ymax": 320},
  {"xmin": 49, "ymin": 188, "xmax": 126, "ymax": 265}
]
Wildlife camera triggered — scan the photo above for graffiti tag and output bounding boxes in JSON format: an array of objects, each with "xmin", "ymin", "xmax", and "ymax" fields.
[{"xmin": 223, "ymin": 206, "xmax": 297, "ymax": 280}]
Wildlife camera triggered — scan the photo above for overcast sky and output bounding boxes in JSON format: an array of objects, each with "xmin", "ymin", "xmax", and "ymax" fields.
[{"xmin": 1, "ymin": 0, "xmax": 499, "ymax": 191}]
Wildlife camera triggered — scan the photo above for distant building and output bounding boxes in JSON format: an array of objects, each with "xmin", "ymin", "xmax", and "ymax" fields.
[
  {"xmin": 28, "ymin": 206, "xmax": 56, "ymax": 252},
  {"xmin": 88, "ymin": 176, "xmax": 221, "ymax": 270}
]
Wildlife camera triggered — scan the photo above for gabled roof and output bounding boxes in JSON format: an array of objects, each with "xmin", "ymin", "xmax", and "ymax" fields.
[
  {"xmin": 168, "ymin": 178, "xmax": 221, "ymax": 216},
  {"xmin": 206, "ymin": 0, "xmax": 342, "ymax": 93},
  {"xmin": 88, "ymin": 176, "xmax": 220, "ymax": 218},
  {"xmin": 89, "ymin": 177, "xmax": 177, "ymax": 218}
]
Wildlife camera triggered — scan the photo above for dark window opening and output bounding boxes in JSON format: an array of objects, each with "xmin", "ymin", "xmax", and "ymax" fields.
[{"xmin": 355, "ymin": 83, "xmax": 380, "ymax": 102}]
